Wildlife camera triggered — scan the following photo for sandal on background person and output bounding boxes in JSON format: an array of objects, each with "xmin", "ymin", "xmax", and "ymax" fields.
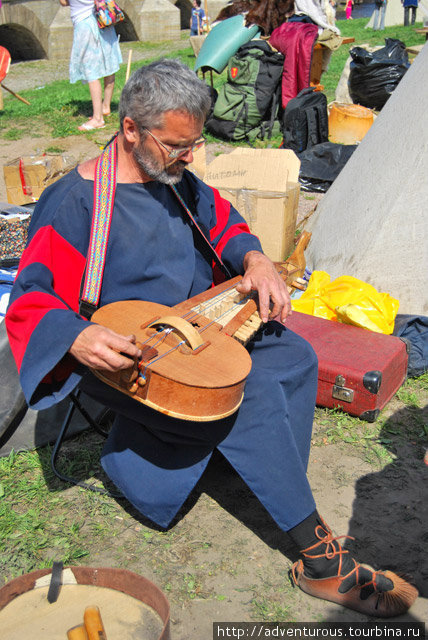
[{"xmin": 78, "ymin": 119, "xmax": 106, "ymax": 131}]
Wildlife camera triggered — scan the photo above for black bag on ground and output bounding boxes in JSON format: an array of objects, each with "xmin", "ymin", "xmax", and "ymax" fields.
[
  {"xmin": 348, "ymin": 38, "xmax": 410, "ymax": 111},
  {"xmin": 298, "ymin": 141, "xmax": 357, "ymax": 192},
  {"xmin": 281, "ymin": 87, "xmax": 329, "ymax": 154},
  {"xmin": 205, "ymin": 40, "xmax": 284, "ymax": 142}
]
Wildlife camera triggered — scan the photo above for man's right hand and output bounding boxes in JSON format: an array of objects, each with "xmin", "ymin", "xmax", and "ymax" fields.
[{"xmin": 69, "ymin": 324, "xmax": 142, "ymax": 371}]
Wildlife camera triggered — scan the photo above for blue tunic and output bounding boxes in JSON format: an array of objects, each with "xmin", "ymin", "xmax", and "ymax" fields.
[{"xmin": 6, "ymin": 164, "xmax": 318, "ymax": 530}]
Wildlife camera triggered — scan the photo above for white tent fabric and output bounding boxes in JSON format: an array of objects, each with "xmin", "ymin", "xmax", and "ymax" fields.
[{"xmin": 305, "ymin": 43, "xmax": 428, "ymax": 316}]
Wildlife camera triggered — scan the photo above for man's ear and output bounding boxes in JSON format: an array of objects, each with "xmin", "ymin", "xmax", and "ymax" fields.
[{"xmin": 122, "ymin": 117, "xmax": 140, "ymax": 144}]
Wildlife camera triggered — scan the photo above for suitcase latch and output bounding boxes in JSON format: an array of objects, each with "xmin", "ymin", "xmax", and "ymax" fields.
[{"xmin": 332, "ymin": 375, "xmax": 354, "ymax": 403}]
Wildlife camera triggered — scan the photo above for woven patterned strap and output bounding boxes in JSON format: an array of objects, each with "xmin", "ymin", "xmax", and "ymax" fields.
[{"xmin": 80, "ymin": 140, "xmax": 117, "ymax": 317}]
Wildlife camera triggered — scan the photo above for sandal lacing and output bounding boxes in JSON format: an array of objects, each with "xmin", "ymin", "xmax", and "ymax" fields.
[{"xmin": 299, "ymin": 522, "xmax": 393, "ymax": 597}]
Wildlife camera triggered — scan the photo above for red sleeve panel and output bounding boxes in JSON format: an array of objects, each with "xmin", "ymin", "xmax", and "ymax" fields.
[{"xmin": 6, "ymin": 225, "xmax": 86, "ymax": 372}]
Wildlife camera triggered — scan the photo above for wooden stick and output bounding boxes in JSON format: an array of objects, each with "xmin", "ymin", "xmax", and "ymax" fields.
[
  {"xmin": 125, "ymin": 49, "xmax": 133, "ymax": 83},
  {"xmin": 0, "ymin": 83, "xmax": 30, "ymax": 105},
  {"xmin": 84, "ymin": 606, "xmax": 107, "ymax": 640},
  {"xmin": 67, "ymin": 625, "xmax": 89, "ymax": 640},
  {"xmin": 204, "ymin": 0, "xmax": 210, "ymax": 31}
]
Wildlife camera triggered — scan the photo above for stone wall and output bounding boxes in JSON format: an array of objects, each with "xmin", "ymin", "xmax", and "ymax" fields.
[{"xmin": 0, "ymin": 0, "xmax": 231, "ymax": 60}]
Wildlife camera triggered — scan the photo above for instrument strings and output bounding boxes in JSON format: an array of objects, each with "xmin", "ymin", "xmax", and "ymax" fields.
[
  {"xmin": 136, "ymin": 264, "xmax": 294, "ymax": 380},
  {"xmin": 136, "ymin": 281, "xmax": 255, "ymax": 381}
]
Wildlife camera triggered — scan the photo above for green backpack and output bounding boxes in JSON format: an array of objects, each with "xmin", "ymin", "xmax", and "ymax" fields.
[{"xmin": 205, "ymin": 40, "xmax": 284, "ymax": 142}]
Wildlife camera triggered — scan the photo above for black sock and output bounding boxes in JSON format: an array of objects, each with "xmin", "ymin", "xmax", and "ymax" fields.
[
  {"xmin": 288, "ymin": 511, "xmax": 393, "ymax": 595},
  {"xmin": 288, "ymin": 511, "xmax": 354, "ymax": 579}
]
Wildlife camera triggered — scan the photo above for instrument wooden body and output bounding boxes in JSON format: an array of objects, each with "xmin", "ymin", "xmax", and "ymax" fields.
[{"xmin": 91, "ymin": 232, "xmax": 311, "ymax": 421}]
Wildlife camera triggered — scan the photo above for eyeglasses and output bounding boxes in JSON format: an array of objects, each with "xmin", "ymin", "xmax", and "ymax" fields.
[{"xmin": 142, "ymin": 128, "xmax": 206, "ymax": 160}]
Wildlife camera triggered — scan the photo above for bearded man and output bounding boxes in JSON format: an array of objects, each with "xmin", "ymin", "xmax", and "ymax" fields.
[{"xmin": 6, "ymin": 59, "xmax": 418, "ymax": 618}]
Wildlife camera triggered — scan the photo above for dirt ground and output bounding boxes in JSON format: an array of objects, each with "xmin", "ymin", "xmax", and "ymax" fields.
[{"xmin": 1, "ymin": 52, "xmax": 427, "ymax": 638}]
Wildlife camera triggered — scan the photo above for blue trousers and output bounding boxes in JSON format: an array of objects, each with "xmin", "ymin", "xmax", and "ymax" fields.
[
  {"xmin": 81, "ymin": 322, "xmax": 318, "ymax": 529},
  {"xmin": 373, "ymin": 3, "xmax": 386, "ymax": 30}
]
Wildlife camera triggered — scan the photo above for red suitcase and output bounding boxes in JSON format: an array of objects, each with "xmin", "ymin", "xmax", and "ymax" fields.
[{"xmin": 285, "ymin": 311, "xmax": 408, "ymax": 422}]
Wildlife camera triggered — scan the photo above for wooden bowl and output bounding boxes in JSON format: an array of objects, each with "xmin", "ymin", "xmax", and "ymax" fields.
[
  {"xmin": 0, "ymin": 566, "xmax": 170, "ymax": 640},
  {"xmin": 328, "ymin": 102, "xmax": 374, "ymax": 145}
]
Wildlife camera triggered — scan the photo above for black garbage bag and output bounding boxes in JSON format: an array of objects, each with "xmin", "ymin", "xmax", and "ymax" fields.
[
  {"xmin": 349, "ymin": 38, "xmax": 410, "ymax": 111},
  {"xmin": 393, "ymin": 314, "xmax": 428, "ymax": 378},
  {"xmin": 298, "ymin": 141, "xmax": 357, "ymax": 192}
]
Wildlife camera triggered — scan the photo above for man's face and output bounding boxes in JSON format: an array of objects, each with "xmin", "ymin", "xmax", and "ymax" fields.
[{"xmin": 133, "ymin": 111, "xmax": 204, "ymax": 185}]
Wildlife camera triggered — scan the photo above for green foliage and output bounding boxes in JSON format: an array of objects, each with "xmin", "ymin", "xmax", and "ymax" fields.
[
  {"xmin": 0, "ymin": 448, "xmax": 91, "ymax": 580},
  {"xmin": 312, "ymin": 370, "xmax": 428, "ymax": 469},
  {"xmin": 45, "ymin": 146, "xmax": 66, "ymax": 154},
  {"xmin": 2, "ymin": 127, "xmax": 23, "ymax": 140}
]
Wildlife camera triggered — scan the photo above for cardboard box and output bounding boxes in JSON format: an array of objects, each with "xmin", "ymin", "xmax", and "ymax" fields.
[
  {"xmin": 4, "ymin": 154, "xmax": 75, "ymax": 205},
  {"xmin": 188, "ymin": 143, "xmax": 206, "ymax": 180},
  {"xmin": 204, "ymin": 148, "xmax": 301, "ymax": 262}
]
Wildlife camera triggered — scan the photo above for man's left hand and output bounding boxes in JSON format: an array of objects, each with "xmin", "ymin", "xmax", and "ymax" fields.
[{"xmin": 236, "ymin": 251, "xmax": 291, "ymax": 324}]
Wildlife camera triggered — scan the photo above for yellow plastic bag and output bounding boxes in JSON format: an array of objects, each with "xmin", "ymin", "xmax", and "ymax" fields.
[{"xmin": 291, "ymin": 271, "xmax": 399, "ymax": 334}]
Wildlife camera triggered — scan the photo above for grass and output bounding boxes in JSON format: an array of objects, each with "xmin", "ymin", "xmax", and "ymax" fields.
[
  {"xmin": 1, "ymin": 370, "xmax": 426, "ymax": 588},
  {"xmin": 1, "ymin": 20, "xmax": 425, "ymax": 143},
  {"xmin": 311, "ymin": 372, "xmax": 428, "ymax": 467}
]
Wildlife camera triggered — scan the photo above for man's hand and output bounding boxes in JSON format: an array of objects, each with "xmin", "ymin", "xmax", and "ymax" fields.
[
  {"xmin": 69, "ymin": 324, "xmax": 142, "ymax": 371},
  {"xmin": 236, "ymin": 251, "xmax": 291, "ymax": 324}
]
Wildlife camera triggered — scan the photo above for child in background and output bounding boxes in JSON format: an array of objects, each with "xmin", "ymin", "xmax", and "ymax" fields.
[
  {"xmin": 346, "ymin": 0, "xmax": 354, "ymax": 19},
  {"xmin": 190, "ymin": 0, "xmax": 205, "ymax": 35}
]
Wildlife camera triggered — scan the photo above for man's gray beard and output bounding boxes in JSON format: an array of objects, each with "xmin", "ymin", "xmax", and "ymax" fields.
[{"xmin": 133, "ymin": 145, "xmax": 186, "ymax": 185}]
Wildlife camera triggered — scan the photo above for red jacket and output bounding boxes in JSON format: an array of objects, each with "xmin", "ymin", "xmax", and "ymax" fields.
[{"xmin": 270, "ymin": 22, "xmax": 319, "ymax": 108}]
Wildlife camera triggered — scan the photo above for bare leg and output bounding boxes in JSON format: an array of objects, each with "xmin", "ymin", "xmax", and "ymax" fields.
[
  {"xmin": 102, "ymin": 74, "xmax": 115, "ymax": 116},
  {"xmin": 79, "ymin": 79, "xmax": 105, "ymax": 130}
]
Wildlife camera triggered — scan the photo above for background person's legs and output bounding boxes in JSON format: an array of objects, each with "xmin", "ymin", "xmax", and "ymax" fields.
[
  {"xmin": 79, "ymin": 78, "xmax": 105, "ymax": 130},
  {"xmin": 373, "ymin": 6, "xmax": 380, "ymax": 29},
  {"xmin": 404, "ymin": 5, "xmax": 410, "ymax": 25},
  {"xmin": 380, "ymin": 3, "xmax": 387, "ymax": 29},
  {"xmin": 102, "ymin": 74, "xmax": 115, "ymax": 116}
]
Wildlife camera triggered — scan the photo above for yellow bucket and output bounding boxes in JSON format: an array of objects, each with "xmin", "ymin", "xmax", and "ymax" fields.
[{"xmin": 328, "ymin": 103, "xmax": 374, "ymax": 145}]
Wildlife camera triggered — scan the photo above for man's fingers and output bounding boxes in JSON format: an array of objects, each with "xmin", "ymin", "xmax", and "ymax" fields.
[
  {"xmin": 85, "ymin": 349, "xmax": 131, "ymax": 372},
  {"xmin": 70, "ymin": 325, "xmax": 142, "ymax": 371},
  {"xmin": 257, "ymin": 284, "xmax": 271, "ymax": 323},
  {"xmin": 108, "ymin": 332, "xmax": 142, "ymax": 358},
  {"xmin": 235, "ymin": 278, "xmax": 252, "ymax": 294}
]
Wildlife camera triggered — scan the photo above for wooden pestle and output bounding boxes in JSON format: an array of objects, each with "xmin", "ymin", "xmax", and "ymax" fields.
[
  {"xmin": 67, "ymin": 624, "xmax": 89, "ymax": 640},
  {"xmin": 83, "ymin": 606, "xmax": 107, "ymax": 640}
]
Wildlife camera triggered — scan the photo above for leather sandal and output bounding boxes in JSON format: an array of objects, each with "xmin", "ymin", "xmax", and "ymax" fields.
[
  {"xmin": 292, "ymin": 560, "xmax": 418, "ymax": 617},
  {"xmin": 291, "ymin": 522, "xmax": 418, "ymax": 617}
]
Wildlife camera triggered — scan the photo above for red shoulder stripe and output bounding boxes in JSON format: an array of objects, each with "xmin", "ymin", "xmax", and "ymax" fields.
[
  {"xmin": 18, "ymin": 225, "xmax": 86, "ymax": 311},
  {"xmin": 214, "ymin": 223, "xmax": 252, "ymax": 261},
  {"xmin": 209, "ymin": 187, "xmax": 231, "ymax": 240}
]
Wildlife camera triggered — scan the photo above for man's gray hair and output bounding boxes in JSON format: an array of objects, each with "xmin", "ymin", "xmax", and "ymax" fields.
[{"xmin": 119, "ymin": 58, "xmax": 212, "ymax": 131}]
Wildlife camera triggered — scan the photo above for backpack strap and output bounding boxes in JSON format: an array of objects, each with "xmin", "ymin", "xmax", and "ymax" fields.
[
  {"xmin": 316, "ymin": 102, "xmax": 329, "ymax": 144},
  {"xmin": 79, "ymin": 139, "xmax": 117, "ymax": 320},
  {"xmin": 266, "ymin": 87, "xmax": 280, "ymax": 139},
  {"xmin": 305, "ymin": 108, "xmax": 319, "ymax": 149}
]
